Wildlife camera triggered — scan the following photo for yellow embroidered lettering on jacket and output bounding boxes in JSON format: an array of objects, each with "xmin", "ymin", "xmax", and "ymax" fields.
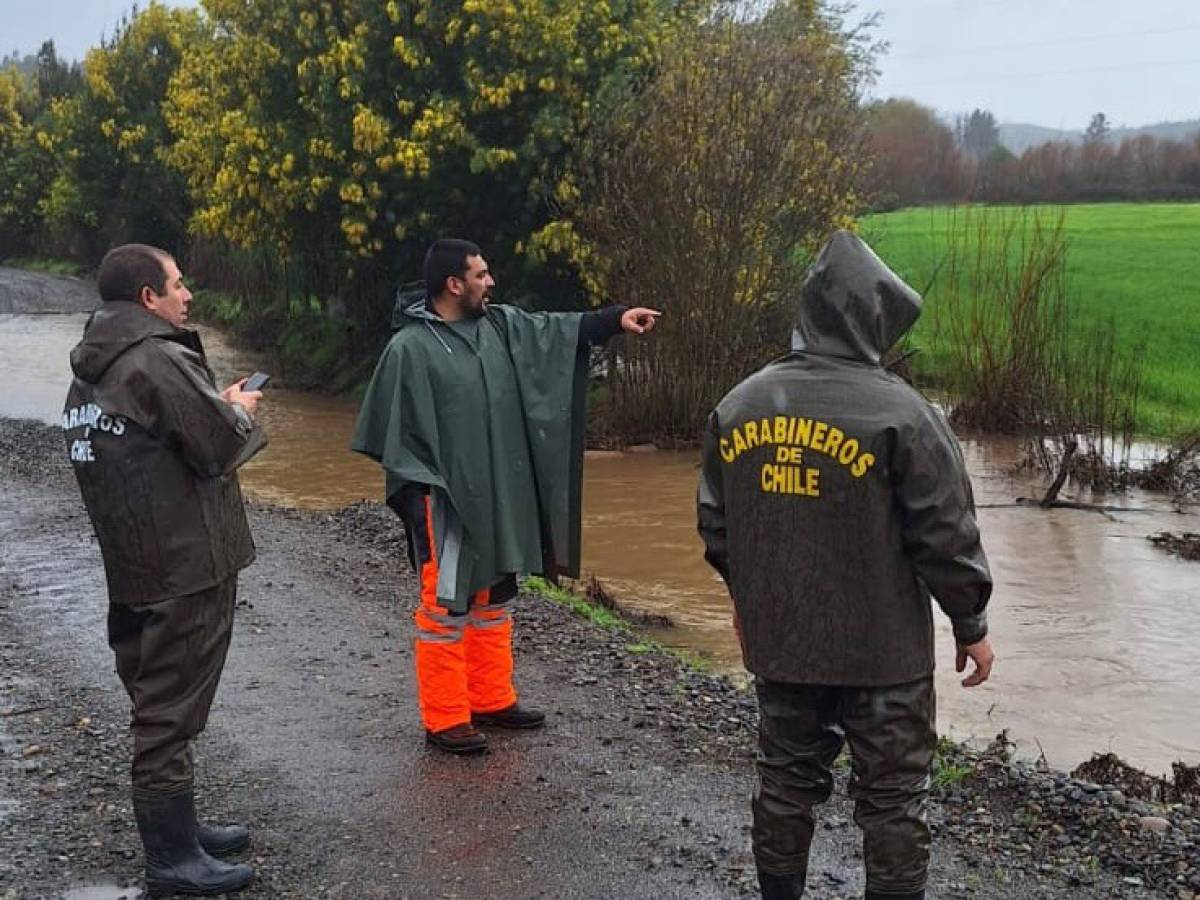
[
  {"xmin": 760, "ymin": 462, "xmax": 820, "ymax": 496},
  {"xmin": 721, "ymin": 416, "xmax": 877, "ymax": 490}
]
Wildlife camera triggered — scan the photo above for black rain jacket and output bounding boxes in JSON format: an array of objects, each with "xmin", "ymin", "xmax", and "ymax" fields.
[
  {"xmin": 64, "ymin": 302, "xmax": 266, "ymax": 605},
  {"xmin": 698, "ymin": 230, "xmax": 993, "ymax": 686}
]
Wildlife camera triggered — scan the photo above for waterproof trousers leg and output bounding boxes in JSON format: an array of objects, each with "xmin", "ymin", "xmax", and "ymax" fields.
[
  {"xmin": 464, "ymin": 592, "xmax": 517, "ymax": 715},
  {"xmin": 414, "ymin": 560, "xmax": 516, "ymax": 733},
  {"xmin": 752, "ymin": 678, "xmax": 936, "ymax": 897},
  {"xmin": 107, "ymin": 577, "xmax": 237, "ymax": 793}
]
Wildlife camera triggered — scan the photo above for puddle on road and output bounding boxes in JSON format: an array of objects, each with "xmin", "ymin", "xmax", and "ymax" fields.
[{"xmin": 61, "ymin": 884, "xmax": 143, "ymax": 900}]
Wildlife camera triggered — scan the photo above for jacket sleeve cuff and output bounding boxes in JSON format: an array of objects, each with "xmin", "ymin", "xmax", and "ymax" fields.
[
  {"xmin": 230, "ymin": 402, "xmax": 253, "ymax": 435},
  {"xmin": 951, "ymin": 612, "xmax": 988, "ymax": 645},
  {"xmin": 577, "ymin": 304, "xmax": 627, "ymax": 347}
]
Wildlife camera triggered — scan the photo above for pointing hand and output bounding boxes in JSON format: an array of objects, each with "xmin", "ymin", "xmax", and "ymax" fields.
[{"xmin": 620, "ymin": 307, "xmax": 661, "ymax": 335}]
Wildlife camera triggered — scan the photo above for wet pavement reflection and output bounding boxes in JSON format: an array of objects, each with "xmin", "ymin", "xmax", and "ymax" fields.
[
  {"xmin": 3, "ymin": 313, "xmax": 1197, "ymax": 774},
  {"xmin": 61, "ymin": 885, "xmax": 143, "ymax": 900}
]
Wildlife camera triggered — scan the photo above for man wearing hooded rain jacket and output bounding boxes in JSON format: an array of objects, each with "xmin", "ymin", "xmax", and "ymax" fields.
[
  {"xmin": 64, "ymin": 244, "xmax": 267, "ymax": 896},
  {"xmin": 698, "ymin": 231, "xmax": 995, "ymax": 900},
  {"xmin": 352, "ymin": 238, "xmax": 660, "ymax": 754}
]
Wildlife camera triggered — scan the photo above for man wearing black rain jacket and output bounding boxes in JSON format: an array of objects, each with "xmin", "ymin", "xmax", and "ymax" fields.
[
  {"xmin": 698, "ymin": 230, "xmax": 995, "ymax": 900},
  {"xmin": 64, "ymin": 244, "xmax": 266, "ymax": 897}
]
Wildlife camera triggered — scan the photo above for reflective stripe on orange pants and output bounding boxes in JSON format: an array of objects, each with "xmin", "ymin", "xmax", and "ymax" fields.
[{"xmin": 414, "ymin": 501, "xmax": 517, "ymax": 733}]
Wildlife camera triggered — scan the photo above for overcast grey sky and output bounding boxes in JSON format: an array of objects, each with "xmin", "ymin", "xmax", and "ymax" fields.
[
  {"xmin": 5, "ymin": 0, "xmax": 1199, "ymax": 129},
  {"xmin": 865, "ymin": 0, "xmax": 1200, "ymax": 129}
]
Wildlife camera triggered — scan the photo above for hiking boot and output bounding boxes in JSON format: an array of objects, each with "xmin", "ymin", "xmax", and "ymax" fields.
[
  {"xmin": 197, "ymin": 821, "xmax": 250, "ymax": 856},
  {"xmin": 758, "ymin": 869, "xmax": 806, "ymax": 899},
  {"xmin": 473, "ymin": 703, "xmax": 546, "ymax": 730},
  {"xmin": 865, "ymin": 892, "xmax": 923, "ymax": 900},
  {"xmin": 426, "ymin": 722, "xmax": 489, "ymax": 754},
  {"xmin": 134, "ymin": 788, "xmax": 254, "ymax": 897}
]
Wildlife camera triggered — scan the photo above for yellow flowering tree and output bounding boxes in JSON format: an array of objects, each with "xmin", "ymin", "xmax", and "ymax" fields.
[
  {"xmin": 0, "ymin": 44, "xmax": 81, "ymax": 258},
  {"xmin": 165, "ymin": 0, "xmax": 702, "ymax": 328},
  {"xmin": 34, "ymin": 4, "xmax": 207, "ymax": 258},
  {"xmin": 0, "ymin": 66, "xmax": 38, "ymax": 256}
]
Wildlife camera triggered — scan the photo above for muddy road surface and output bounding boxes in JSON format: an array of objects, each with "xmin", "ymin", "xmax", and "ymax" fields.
[{"xmin": 3, "ymin": 419, "xmax": 1191, "ymax": 900}]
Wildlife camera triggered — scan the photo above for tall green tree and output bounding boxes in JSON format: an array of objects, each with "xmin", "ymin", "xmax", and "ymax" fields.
[
  {"xmin": 1084, "ymin": 111, "xmax": 1111, "ymax": 145},
  {"xmin": 0, "ymin": 66, "xmax": 40, "ymax": 256},
  {"xmin": 960, "ymin": 108, "xmax": 1000, "ymax": 160},
  {"xmin": 0, "ymin": 41, "xmax": 81, "ymax": 257}
]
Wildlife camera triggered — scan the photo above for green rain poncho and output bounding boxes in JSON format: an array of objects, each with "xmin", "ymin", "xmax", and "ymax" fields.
[{"xmin": 351, "ymin": 297, "xmax": 587, "ymax": 613}]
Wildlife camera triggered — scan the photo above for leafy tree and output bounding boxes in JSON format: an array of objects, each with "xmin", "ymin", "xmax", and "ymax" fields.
[
  {"xmin": 0, "ymin": 41, "xmax": 82, "ymax": 256},
  {"xmin": 862, "ymin": 98, "xmax": 968, "ymax": 208},
  {"xmin": 973, "ymin": 144, "xmax": 1017, "ymax": 200},
  {"xmin": 960, "ymin": 108, "xmax": 999, "ymax": 160},
  {"xmin": 1084, "ymin": 111, "xmax": 1110, "ymax": 145},
  {"xmin": 33, "ymin": 41, "xmax": 82, "ymax": 106},
  {"xmin": 0, "ymin": 66, "xmax": 41, "ymax": 255},
  {"xmin": 568, "ymin": 1, "xmax": 873, "ymax": 441},
  {"xmin": 33, "ymin": 4, "xmax": 206, "ymax": 259},
  {"xmin": 165, "ymin": 0, "xmax": 703, "ymax": 328}
]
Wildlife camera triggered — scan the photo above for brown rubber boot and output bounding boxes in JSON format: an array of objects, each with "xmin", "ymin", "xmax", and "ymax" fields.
[{"xmin": 426, "ymin": 722, "xmax": 489, "ymax": 754}]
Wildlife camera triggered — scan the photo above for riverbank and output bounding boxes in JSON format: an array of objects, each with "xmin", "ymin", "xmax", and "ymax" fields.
[
  {"xmin": 1, "ymin": 416, "xmax": 1196, "ymax": 900},
  {"xmin": 0, "ymin": 266, "xmax": 98, "ymax": 315}
]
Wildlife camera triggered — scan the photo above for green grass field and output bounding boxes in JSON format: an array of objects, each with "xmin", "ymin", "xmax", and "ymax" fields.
[{"xmin": 860, "ymin": 203, "xmax": 1200, "ymax": 437}]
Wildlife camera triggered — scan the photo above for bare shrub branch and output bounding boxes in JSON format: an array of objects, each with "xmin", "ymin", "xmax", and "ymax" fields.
[
  {"xmin": 925, "ymin": 206, "xmax": 1143, "ymax": 489},
  {"xmin": 574, "ymin": 1, "xmax": 872, "ymax": 444}
]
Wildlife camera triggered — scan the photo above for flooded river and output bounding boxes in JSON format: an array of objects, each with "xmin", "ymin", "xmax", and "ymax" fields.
[{"xmin": 3, "ymin": 312, "xmax": 1197, "ymax": 774}]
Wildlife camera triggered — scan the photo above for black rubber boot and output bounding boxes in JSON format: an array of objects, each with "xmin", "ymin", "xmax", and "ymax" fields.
[
  {"xmin": 134, "ymin": 788, "xmax": 254, "ymax": 897},
  {"xmin": 758, "ymin": 869, "xmax": 806, "ymax": 899},
  {"xmin": 197, "ymin": 822, "xmax": 251, "ymax": 856},
  {"xmin": 472, "ymin": 702, "xmax": 546, "ymax": 729},
  {"xmin": 864, "ymin": 891, "xmax": 924, "ymax": 900}
]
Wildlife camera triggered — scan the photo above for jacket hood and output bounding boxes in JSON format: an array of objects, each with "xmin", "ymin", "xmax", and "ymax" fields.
[
  {"xmin": 391, "ymin": 282, "xmax": 433, "ymax": 331},
  {"xmin": 70, "ymin": 301, "xmax": 192, "ymax": 384},
  {"xmin": 790, "ymin": 230, "xmax": 922, "ymax": 365}
]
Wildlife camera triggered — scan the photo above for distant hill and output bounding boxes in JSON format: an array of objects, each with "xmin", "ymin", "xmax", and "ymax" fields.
[{"xmin": 999, "ymin": 119, "xmax": 1200, "ymax": 154}]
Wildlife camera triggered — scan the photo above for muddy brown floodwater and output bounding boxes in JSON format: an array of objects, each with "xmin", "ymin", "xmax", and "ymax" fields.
[{"xmin": 3, "ymin": 312, "xmax": 1197, "ymax": 775}]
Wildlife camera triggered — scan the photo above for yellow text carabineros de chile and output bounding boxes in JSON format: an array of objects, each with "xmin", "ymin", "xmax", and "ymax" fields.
[{"xmin": 719, "ymin": 416, "xmax": 875, "ymax": 497}]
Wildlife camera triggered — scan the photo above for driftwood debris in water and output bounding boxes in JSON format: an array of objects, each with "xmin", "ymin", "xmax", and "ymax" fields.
[
  {"xmin": 1040, "ymin": 438, "xmax": 1077, "ymax": 507},
  {"xmin": 1147, "ymin": 531, "xmax": 1200, "ymax": 561}
]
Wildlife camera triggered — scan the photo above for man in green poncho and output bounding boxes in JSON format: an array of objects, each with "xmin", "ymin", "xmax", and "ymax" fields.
[{"xmin": 352, "ymin": 238, "xmax": 660, "ymax": 754}]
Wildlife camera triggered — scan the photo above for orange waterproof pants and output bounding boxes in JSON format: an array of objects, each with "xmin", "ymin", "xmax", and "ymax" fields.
[{"xmin": 413, "ymin": 505, "xmax": 517, "ymax": 733}]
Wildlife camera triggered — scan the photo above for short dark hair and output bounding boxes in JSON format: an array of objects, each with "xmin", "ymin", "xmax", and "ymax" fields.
[
  {"xmin": 423, "ymin": 239, "xmax": 481, "ymax": 299},
  {"xmin": 97, "ymin": 244, "xmax": 172, "ymax": 304}
]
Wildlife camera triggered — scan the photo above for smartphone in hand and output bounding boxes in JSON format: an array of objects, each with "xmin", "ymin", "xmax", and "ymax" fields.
[{"xmin": 243, "ymin": 371, "xmax": 271, "ymax": 392}]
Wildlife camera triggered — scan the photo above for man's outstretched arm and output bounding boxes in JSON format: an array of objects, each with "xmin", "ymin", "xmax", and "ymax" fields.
[{"xmin": 577, "ymin": 306, "xmax": 661, "ymax": 346}]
